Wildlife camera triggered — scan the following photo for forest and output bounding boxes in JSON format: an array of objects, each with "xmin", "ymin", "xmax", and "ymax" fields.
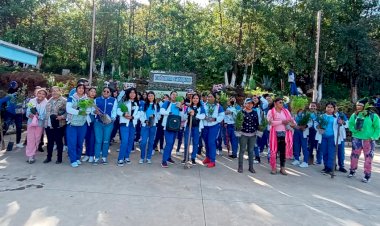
[{"xmin": 0, "ymin": 0, "xmax": 379, "ymax": 102}]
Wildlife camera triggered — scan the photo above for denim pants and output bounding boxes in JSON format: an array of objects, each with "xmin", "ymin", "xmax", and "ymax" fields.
[
  {"xmin": 3, "ymin": 112, "xmax": 23, "ymax": 143},
  {"xmin": 184, "ymin": 127, "xmax": 200, "ymax": 160},
  {"xmin": 293, "ymin": 129, "xmax": 309, "ymax": 163},
  {"xmin": 162, "ymin": 130, "xmax": 177, "ymax": 163},
  {"xmin": 94, "ymin": 120, "xmax": 113, "ymax": 159},
  {"xmin": 118, "ymin": 122, "xmax": 135, "ymax": 161},
  {"xmin": 176, "ymin": 128, "xmax": 184, "ymax": 152},
  {"xmin": 140, "ymin": 126, "xmax": 157, "ymax": 160},
  {"xmin": 203, "ymin": 124, "xmax": 220, "ymax": 163},
  {"xmin": 308, "ymin": 127, "xmax": 318, "ymax": 158},
  {"xmin": 67, "ymin": 124, "xmax": 87, "ymax": 163},
  {"xmin": 85, "ymin": 122, "xmax": 95, "ymax": 157},
  {"xmin": 239, "ymin": 135, "xmax": 256, "ymax": 168},
  {"xmin": 320, "ymin": 135, "xmax": 335, "ymax": 170},
  {"xmin": 337, "ymin": 142, "xmax": 345, "ymax": 168},
  {"xmin": 226, "ymin": 124, "xmax": 238, "ymax": 155}
]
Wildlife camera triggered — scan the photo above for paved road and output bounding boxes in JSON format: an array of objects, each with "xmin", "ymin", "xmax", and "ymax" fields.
[{"xmin": 0, "ymin": 134, "xmax": 379, "ymax": 226}]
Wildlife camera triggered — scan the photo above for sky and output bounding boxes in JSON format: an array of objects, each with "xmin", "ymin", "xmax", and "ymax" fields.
[{"xmin": 136, "ymin": 0, "xmax": 209, "ymax": 7}]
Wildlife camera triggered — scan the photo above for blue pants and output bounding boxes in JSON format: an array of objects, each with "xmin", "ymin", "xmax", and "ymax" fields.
[
  {"xmin": 176, "ymin": 128, "xmax": 184, "ymax": 152},
  {"xmin": 290, "ymin": 82, "xmax": 298, "ymax": 95},
  {"xmin": 320, "ymin": 136, "xmax": 335, "ymax": 170},
  {"xmin": 118, "ymin": 122, "xmax": 135, "ymax": 161},
  {"xmin": 225, "ymin": 124, "xmax": 238, "ymax": 155},
  {"xmin": 85, "ymin": 122, "xmax": 95, "ymax": 156},
  {"xmin": 140, "ymin": 126, "xmax": 157, "ymax": 160},
  {"xmin": 203, "ymin": 124, "xmax": 220, "ymax": 163},
  {"xmin": 94, "ymin": 121, "xmax": 113, "ymax": 159},
  {"xmin": 3, "ymin": 112, "xmax": 23, "ymax": 143},
  {"xmin": 162, "ymin": 130, "xmax": 177, "ymax": 163},
  {"xmin": 216, "ymin": 126, "xmax": 223, "ymax": 151},
  {"xmin": 184, "ymin": 127, "xmax": 200, "ymax": 160},
  {"xmin": 308, "ymin": 127, "xmax": 318, "ymax": 157},
  {"xmin": 258, "ymin": 129, "xmax": 269, "ymax": 151},
  {"xmin": 293, "ymin": 129, "xmax": 309, "ymax": 163},
  {"xmin": 110, "ymin": 116, "xmax": 120, "ymax": 141},
  {"xmin": 338, "ymin": 142, "xmax": 345, "ymax": 168},
  {"xmin": 67, "ymin": 124, "xmax": 87, "ymax": 163},
  {"xmin": 153, "ymin": 123, "xmax": 164, "ymax": 150}
]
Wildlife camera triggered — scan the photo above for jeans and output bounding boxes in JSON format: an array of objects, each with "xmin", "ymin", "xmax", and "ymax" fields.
[
  {"xmin": 176, "ymin": 128, "xmax": 184, "ymax": 152},
  {"xmin": 308, "ymin": 127, "xmax": 318, "ymax": 159},
  {"xmin": 110, "ymin": 116, "xmax": 120, "ymax": 142},
  {"xmin": 45, "ymin": 127, "xmax": 64, "ymax": 161},
  {"xmin": 293, "ymin": 129, "xmax": 309, "ymax": 163},
  {"xmin": 290, "ymin": 82, "xmax": 298, "ymax": 95},
  {"xmin": 118, "ymin": 122, "xmax": 135, "ymax": 161},
  {"xmin": 162, "ymin": 130, "xmax": 177, "ymax": 163},
  {"xmin": 216, "ymin": 126, "xmax": 223, "ymax": 151},
  {"xmin": 184, "ymin": 127, "xmax": 200, "ymax": 160},
  {"xmin": 66, "ymin": 124, "xmax": 87, "ymax": 163},
  {"xmin": 140, "ymin": 126, "xmax": 157, "ymax": 160},
  {"xmin": 320, "ymin": 135, "xmax": 335, "ymax": 170},
  {"xmin": 258, "ymin": 129, "xmax": 269, "ymax": 151},
  {"xmin": 203, "ymin": 124, "xmax": 220, "ymax": 163},
  {"xmin": 225, "ymin": 124, "xmax": 238, "ymax": 155},
  {"xmin": 94, "ymin": 120, "xmax": 113, "ymax": 159},
  {"xmin": 85, "ymin": 122, "xmax": 95, "ymax": 157},
  {"xmin": 239, "ymin": 135, "xmax": 256, "ymax": 169},
  {"xmin": 3, "ymin": 112, "xmax": 23, "ymax": 143},
  {"xmin": 135, "ymin": 120, "xmax": 141, "ymax": 142}
]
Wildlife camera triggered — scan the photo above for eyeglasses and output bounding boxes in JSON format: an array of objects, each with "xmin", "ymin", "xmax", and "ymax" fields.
[
  {"xmin": 103, "ymin": 90, "xmax": 110, "ymax": 93},
  {"xmin": 278, "ymin": 102, "xmax": 284, "ymax": 104}
]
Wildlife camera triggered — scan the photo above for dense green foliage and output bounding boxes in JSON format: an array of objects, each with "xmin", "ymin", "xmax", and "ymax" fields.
[{"xmin": 0, "ymin": 0, "xmax": 379, "ymax": 101}]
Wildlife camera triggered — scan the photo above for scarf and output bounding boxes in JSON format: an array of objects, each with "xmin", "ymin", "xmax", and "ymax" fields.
[{"xmin": 269, "ymin": 107, "xmax": 293, "ymax": 169}]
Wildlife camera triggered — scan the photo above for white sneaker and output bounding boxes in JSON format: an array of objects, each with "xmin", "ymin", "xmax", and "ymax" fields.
[
  {"xmin": 53, "ymin": 144, "xmax": 57, "ymax": 150},
  {"xmin": 82, "ymin": 156, "xmax": 89, "ymax": 162},
  {"xmin": 139, "ymin": 159, "xmax": 144, "ymax": 164},
  {"xmin": 151, "ymin": 150, "xmax": 155, "ymax": 156},
  {"xmin": 88, "ymin": 156, "xmax": 94, "ymax": 163},
  {"xmin": 116, "ymin": 149, "xmax": 120, "ymax": 152},
  {"xmin": 159, "ymin": 149, "xmax": 163, "ymax": 154},
  {"xmin": 299, "ymin": 162, "xmax": 309, "ymax": 168},
  {"xmin": 291, "ymin": 160, "xmax": 300, "ymax": 165},
  {"xmin": 63, "ymin": 146, "xmax": 68, "ymax": 152},
  {"xmin": 147, "ymin": 159, "xmax": 152, "ymax": 164},
  {"xmin": 76, "ymin": 160, "xmax": 82, "ymax": 165},
  {"xmin": 16, "ymin": 143, "xmax": 24, "ymax": 148},
  {"xmin": 176, "ymin": 151, "xmax": 181, "ymax": 156},
  {"xmin": 216, "ymin": 150, "xmax": 221, "ymax": 155},
  {"xmin": 253, "ymin": 160, "xmax": 259, "ymax": 164}
]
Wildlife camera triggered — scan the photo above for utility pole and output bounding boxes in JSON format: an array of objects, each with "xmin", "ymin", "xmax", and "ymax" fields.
[
  {"xmin": 89, "ymin": 0, "xmax": 96, "ymax": 85},
  {"xmin": 312, "ymin": 10, "xmax": 322, "ymax": 102}
]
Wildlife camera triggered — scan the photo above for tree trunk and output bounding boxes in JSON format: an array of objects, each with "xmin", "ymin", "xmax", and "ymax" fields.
[
  {"xmin": 224, "ymin": 71, "xmax": 229, "ymax": 86},
  {"xmin": 241, "ymin": 64, "xmax": 248, "ymax": 87},
  {"xmin": 231, "ymin": 61, "xmax": 238, "ymax": 87},
  {"xmin": 218, "ymin": 0, "xmax": 223, "ymax": 42}
]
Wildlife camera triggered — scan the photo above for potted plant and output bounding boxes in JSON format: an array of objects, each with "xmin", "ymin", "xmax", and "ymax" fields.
[{"xmin": 234, "ymin": 111, "xmax": 244, "ymax": 137}]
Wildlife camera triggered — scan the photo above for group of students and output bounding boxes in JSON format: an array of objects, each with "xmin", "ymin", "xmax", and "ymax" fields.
[{"xmin": 1, "ymin": 79, "xmax": 379, "ymax": 183}]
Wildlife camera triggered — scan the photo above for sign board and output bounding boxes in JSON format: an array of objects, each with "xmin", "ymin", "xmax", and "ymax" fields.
[
  {"xmin": 153, "ymin": 73, "xmax": 192, "ymax": 85},
  {"xmin": 148, "ymin": 71, "xmax": 196, "ymax": 91}
]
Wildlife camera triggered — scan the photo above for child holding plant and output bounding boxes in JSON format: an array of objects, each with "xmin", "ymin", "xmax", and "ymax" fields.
[
  {"xmin": 314, "ymin": 102, "xmax": 345, "ymax": 175},
  {"xmin": 25, "ymin": 88, "xmax": 48, "ymax": 163},
  {"xmin": 291, "ymin": 109, "xmax": 312, "ymax": 168},
  {"xmin": 66, "ymin": 84, "xmax": 92, "ymax": 168}
]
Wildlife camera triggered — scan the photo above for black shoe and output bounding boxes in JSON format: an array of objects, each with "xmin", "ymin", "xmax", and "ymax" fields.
[
  {"xmin": 167, "ymin": 158, "xmax": 175, "ymax": 164},
  {"xmin": 43, "ymin": 159, "xmax": 51, "ymax": 164},
  {"xmin": 229, "ymin": 154, "xmax": 237, "ymax": 159},
  {"xmin": 339, "ymin": 168, "xmax": 347, "ymax": 173},
  {"xmin": 348, "ymin": 170, "xmax": 356, "ymax": 178},
  {"xmin": 321, "ymin": 168, "xmax": 327, "ymax": 173},
  {"xmin": 38, "ymin": 147, "xmax": 44, "ymax": 152},
  {"xmin": 191, "ymin": 159, "xmax": 196, "ymax": 165},
  {"xmin": 55, "ymin": 160, "xmax": 62, "ymax": 164},
  {"xmin": 181, "ymin": 160, "xmax": 186, "ymax": 164},
  {"xmin": 249, "ymin": 168, "xmax": 256, "ymax": 174},
  {"xmin": 237, "ymin": 167, "xmax": 243, "ymax": 173}
]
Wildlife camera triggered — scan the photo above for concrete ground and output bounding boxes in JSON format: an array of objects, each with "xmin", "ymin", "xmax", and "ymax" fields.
[{"xmin": 0, "ymin": 133, "xmax": 380, "ymax": 226}]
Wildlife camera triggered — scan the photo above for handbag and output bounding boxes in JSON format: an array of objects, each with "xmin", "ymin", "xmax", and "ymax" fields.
[
  {"xmin": 30, "ymin": 115, "xmax": 39, "ymax": 127},
  {"xmin": 166, "ymin": 114, "xmax": 181, "ymax": 132}
]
